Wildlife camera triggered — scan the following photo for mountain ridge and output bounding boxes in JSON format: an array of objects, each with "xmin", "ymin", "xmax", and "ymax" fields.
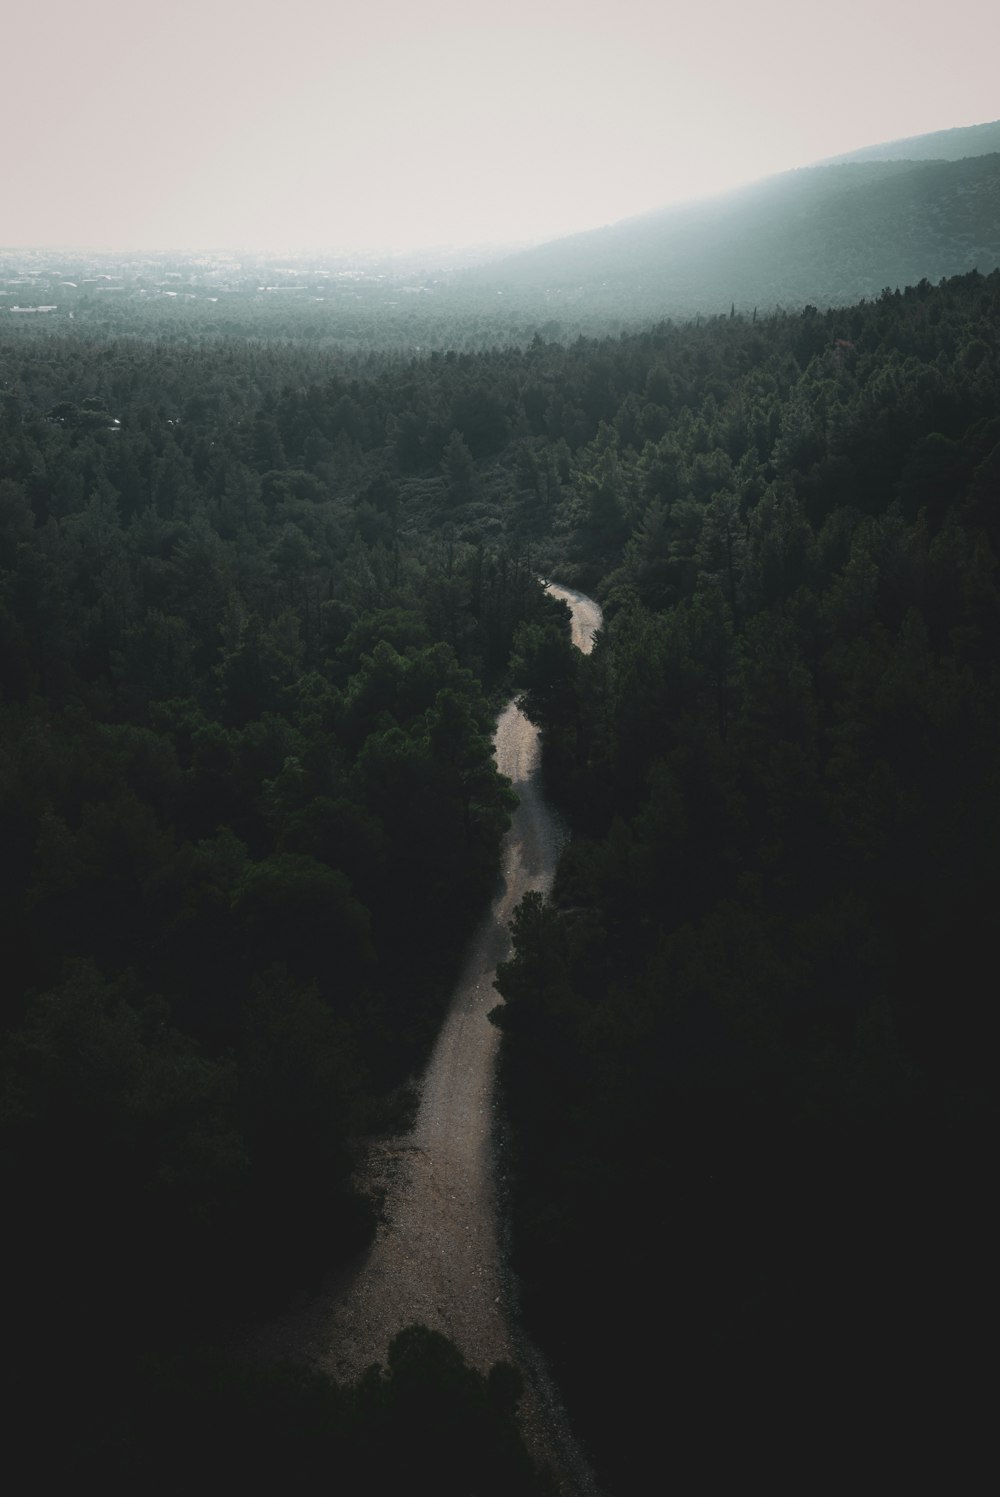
[
  {"xmin": 817, "ymin": 117, "xmax": 1000, "ymax": 166},
  {"xmin": 462, "ymin": 122, "xmax": 1000, "ymax": 319}
]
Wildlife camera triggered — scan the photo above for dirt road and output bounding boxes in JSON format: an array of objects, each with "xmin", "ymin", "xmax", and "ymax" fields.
[{"xmin": 269, "ymin": 584, "xmax": 603, "ymax": 1488}]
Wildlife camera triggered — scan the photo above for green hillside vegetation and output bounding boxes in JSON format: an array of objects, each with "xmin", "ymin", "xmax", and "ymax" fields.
[
  {"xmin": 2, "ymin": 264, "xmax": 997, "ymax": 1486},
  {"xmin": 466, "ymin": 148, "xmax": 1000, "ymax": 318},
  {"xmin": 494, "ymin": 269, "xmax": 999, "ymax": 1490},
  {"xmin": 0, "ymin": 319, "xmax": 554, "ymax": 1487}
]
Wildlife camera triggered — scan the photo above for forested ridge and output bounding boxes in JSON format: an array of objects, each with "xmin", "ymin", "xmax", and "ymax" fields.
[
  {"xmin": 1, "ymin": 268, "xmax": 997, "ymax": 1487},
  {"xmin": 468, "ymin": 147, "xmax": 1000, "ymax": 320}
]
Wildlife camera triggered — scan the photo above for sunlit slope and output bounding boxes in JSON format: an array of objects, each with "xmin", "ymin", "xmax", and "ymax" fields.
[{"xmin": 470, "ymin": 150, "xmax": 1000, "ymax": 317}]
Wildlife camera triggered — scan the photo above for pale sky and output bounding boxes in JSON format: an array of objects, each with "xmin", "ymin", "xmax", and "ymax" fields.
[{"xmin": 2, "ymin": 0, "xmax": 998, "ymax": 254}]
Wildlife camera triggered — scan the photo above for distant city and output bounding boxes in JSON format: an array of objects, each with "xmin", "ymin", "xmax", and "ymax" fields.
[{"xmin": 0, "ymin": 240, "xmax": 542, "ymax": 317}]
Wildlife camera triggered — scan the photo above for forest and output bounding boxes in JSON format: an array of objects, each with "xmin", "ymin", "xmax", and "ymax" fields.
[{"xmin": 2, "ymin": 266, "xmax": 997, "ymax": 1489}]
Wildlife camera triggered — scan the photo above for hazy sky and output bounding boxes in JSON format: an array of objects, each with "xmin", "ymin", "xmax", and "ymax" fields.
[{"xmin": 3, "ymin": 0, "xmax": 998, "ymax": 254}]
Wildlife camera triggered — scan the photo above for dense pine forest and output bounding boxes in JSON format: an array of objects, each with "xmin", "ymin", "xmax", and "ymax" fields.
[
  {"xmin": 494, "ymin": 273, "xmax": 999, "ymax": 1487},
  {"xmin": 2, "ymin": 267, "xmax": 997, "ymax": 1488}
]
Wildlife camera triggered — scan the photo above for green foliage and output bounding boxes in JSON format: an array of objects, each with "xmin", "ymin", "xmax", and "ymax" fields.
[
  {"xmin": 442, "ymin": 428, "xmax": 476, "ymax": 505},
  {"xmin": 3, "ymin": 264, "xmax": 998, "ymax": 1489},
  {"xmin": 509, "ymin": 610, "xmax": 576, "ymax": 727},
  {"xmin": 489, "ymin": 270, "xmax": 1000, "ymax": 1489},
  {"xmin": 0, "ymin": 305, "xmax": 560, "ymax": 1481},
  {"xmin": 6, "ymin": 1327, "xmax": 552, "ymax": 1494}
]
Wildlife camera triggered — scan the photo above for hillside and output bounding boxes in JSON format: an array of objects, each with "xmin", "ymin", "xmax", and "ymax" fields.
[
  {"xmin": 820, "ymin": 117, "xmax": 1000, "ymax": 165},
  {"xmin": 464, "ymin": 139, "xmax": 1000, "ymax": 320}
]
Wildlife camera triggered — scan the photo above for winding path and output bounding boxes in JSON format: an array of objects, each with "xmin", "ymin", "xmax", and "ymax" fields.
[{"xmin": 268, "ymin": 583, "xmax": 603, "ymax": 1487}]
